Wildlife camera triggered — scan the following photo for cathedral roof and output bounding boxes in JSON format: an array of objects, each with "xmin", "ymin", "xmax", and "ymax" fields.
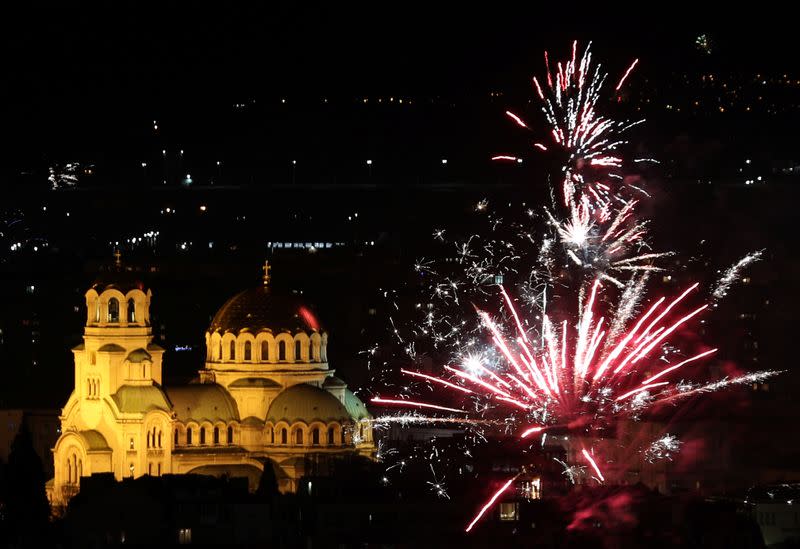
[
  {"xmin": 111, "ymin": 385, "xmax": 172, "ymax": 414},
  {"xmin": 266, "ymin": 383, "xmax": 350, "ymax": 424},
  {"xmin": 166, "ymin": 384, "xmax": 240, "ymax": 423},
  {"xmin": 208, "ymin": 286, "xmax": 323, "ymax": 335}
]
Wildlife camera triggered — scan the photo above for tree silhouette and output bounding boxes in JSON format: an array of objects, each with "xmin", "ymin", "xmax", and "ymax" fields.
[
  {"xmin": 255, "ymin": 459, "xmax": 280, "ymax": 499},
  {"xmin": 4, "ymin": 423, "xmax": 50, "ymax": 543}
]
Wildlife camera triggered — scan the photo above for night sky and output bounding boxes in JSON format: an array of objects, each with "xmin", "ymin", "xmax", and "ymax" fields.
[{"xmin": 1, "ymin": 7, "xmax": 795, "ymax": 155}]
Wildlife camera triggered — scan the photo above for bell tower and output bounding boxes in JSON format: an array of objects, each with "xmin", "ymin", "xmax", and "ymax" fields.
[{"xmin": 73, "ymin": 253, "xmax": 164, "ymax": 402}]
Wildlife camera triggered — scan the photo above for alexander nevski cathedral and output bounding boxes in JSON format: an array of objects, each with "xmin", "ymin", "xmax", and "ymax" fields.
[{"xmin": 48, "ymin": 260, "xmax": 375, "ymax": 505}]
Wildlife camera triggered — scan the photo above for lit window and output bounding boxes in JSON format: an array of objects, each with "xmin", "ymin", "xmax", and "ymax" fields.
[
  {"xmin": 499, "ymin": 502, "xmax": 519, "ymax": 521},
  {"xmin": 178, "ymin": 528, "xmax": 192, "ymax": 544},
  {"xmin": 244, "ymin": 341, "xmax": 252, "ymax": 361},
  {"xmin": 260, "ymin": 341, "xmax": 269, "ymax": 361},
  {"xmin": 127, "ymin": 299, "xmax": 136, "ymax": 323},
  {"xmin": 108, "ymin": 298, "xmax": 120, "ymax": 322}
]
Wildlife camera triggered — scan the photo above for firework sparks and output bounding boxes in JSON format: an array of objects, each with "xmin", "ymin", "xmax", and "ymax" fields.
[
  {"xmin": 465, "ymin": 475, "xmax": 519, "ymax": 532},
  {"xmin": 643, "ymin": 434, "xmax": 682, "ymax": 462},
  {"xmin": 370, "ymin": 397, "xmax": 467, "ymax": 414},
  {"xmin": 368, "ymin": 41, "xmax": 779, "ymax": 534},
  {"xmin": 711, "ymin": 250, "xmax": 764, "ymax": 301},
  {"xmin": 582, "ymin": 448, "xmax": 605, "ymax": 482},
  {"xmin": 615, "ymin": 59, "xmax": 639, "ymax": 91}
]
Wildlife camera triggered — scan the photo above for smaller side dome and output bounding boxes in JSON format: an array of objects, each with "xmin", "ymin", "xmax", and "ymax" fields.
[
  {"xmin": 78, "ymin": 430, "xmax": 112, "ymax": 451},
  {"xmin": 126, "ymin": 348, "xmax": 152, "ymax": 363},
  {"xmin": 344, "ymin": 389, "xmax": 371, "ymax": 421},
  {"xmin": 111, "ymin": 385, "xmax": 172, "ymax": 414},
  {"xmin": 98, "ymin": 343, "xmax": 126, "ymax": 353},
  {"xmin": 323, "ymin": 376, "xmax": 347, "ymax": 389},
  {"xmin": 166, "ymin": 384, "xmax": 240, "ymax": 423},
  {"xmin": 266, "ymin": 383, "xmax": 350, "ymax": 424}
]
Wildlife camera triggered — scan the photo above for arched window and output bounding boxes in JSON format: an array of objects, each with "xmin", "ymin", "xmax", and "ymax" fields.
[
  {"xmin": 312, "ymin": 428, "xmax": 319, "ymax": 445},
  {"xmin": 187, "ymin": 428, "xmax": 193, "ymax": 445},
  {"xmin": 278, "ymin": 341, "xmax": 286, "ymax": 361},
  {"xmin": 261, "ymin": 341, "xmax": 269, "ymax": 362},
  {"xmin": 295, "ymin": 429, "xmax": 303, "ymax": 445},
  {"xmin": 229, "ymin": 340, "xmax": 236, "ymax": 361},
  {"xmin": 200, "ymin": 427, "xmax": 206, "ymax": 445},
  {"xmin": 327, "ymin": 427, "xmax": 335, "ymax": 446},
  {"xmin": 244, "ymin": 341, "xmax": 252, "ymax": 361},
  {"xmin": 271, "ymin": 428, "xmax": 275, "ymax": 444},
  {"xmin": 95, "ymin": 303, "xmax": 100, "ymax": 322},
  {"xmin": 281, "ymin": 428, "xmax": 287, "ymax": 445},
  {"xmin": 147, "ymin": 431, "xmax": 152, "ymax": 448},
  {"xmin": 295, "ymin": 340, "xmax": 302, "ymax": 362},
  {"xmin": 148, "ymin": 463, "xmax": 152, "ymax": 475},
  {"xmin": 78, "ymin": 459, "xmax": 82, "ymax": 481},
  {"xmin": 174, "ymin": 429, "xmax": 179, "ymax": 446},
  {"xmin": 218, "ymin": 342, "xmax": 223, "ymax": 360},
  {"xmin": 227, "ymin": 426, "xmax": 233, "ymax": 444},
  {"xmin": 213, "ymin": 427, "xmax": 219, "ymax": 444},
  {"xmin": 108, "ymin": 298, "xmax": 120, "ymax": 322},
  {"xmin": 157, "ymin": 431, "xmax": 162, "ymax": 448},
  {"xmin": 129, "ymin": 438, "xmax": 134, "ymax": 450},
  {"xmin": 157, "ymin": 463, "xmax": 161, "ymax": 476},
  {"xmin": 309, "ymin": 340, "xmax": 316, "ymax": 362},
  {"xmin": 127, "ymin": 298, "xmax": 136, "ymax": 323}
]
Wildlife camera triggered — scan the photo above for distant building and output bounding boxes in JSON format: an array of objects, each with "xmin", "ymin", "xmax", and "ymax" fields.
[{"xmin": 48, "ymin": 260, "xmax": 375, "ymax": 506}]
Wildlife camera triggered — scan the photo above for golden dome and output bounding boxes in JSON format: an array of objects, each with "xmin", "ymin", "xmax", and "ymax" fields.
[{"xmin": 208, "ymin": 286, "xmax": 323, "ymax": 335}]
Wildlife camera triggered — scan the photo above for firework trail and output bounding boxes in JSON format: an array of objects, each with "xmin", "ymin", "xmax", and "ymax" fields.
[
  {"xmin": 711, "ymin": 250, "xmax": 764, "ymax": 302},
  {"xmin": 368, "ymin": 42, "xmax": 775, "ymax": 532}
]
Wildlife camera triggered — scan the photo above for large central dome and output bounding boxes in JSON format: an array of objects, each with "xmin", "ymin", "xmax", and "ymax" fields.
[{"xmin": 208, "ymin": 286, "xmax": 323, "ymax": 335}]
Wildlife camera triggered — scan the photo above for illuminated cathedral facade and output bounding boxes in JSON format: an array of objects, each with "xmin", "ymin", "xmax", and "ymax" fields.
[{"xmin": 48, "ymin": 262, "xmax": 375, "ymax": 506}]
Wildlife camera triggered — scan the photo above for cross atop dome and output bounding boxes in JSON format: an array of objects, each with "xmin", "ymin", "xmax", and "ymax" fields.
[
  {"xmin": 113, "ymin": 249, "xmax": 122, "ymax": 269},
  {"xmin": 262, "ymin": 260, "xmax": 272, "ymax": 286}
]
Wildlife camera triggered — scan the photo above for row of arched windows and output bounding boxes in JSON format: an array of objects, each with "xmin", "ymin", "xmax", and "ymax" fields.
[
  {"xmin": 65, "ymin": 454, "xmax": 83, "ymax": 485},
  {"xmin": 174, "ymin": 425, "xmax": 234, "ymax": 447},
  {"xmin": 97, "ymin": 297, "xmax": 137, "ymax": 324},
  {"xmin": 86, "ymin": 377, "xmax": 100, "ymax": 399},
  {"xmin": 217, "ymin": 339, "xmax": 319, "ymax": 363},
  {"xmin": 268, "ymin": 425, "xmax": 346, "ymax": 447},
  {"xmin": 146, "ymin": 427, "xmax": 163, "ymax": 449}
]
